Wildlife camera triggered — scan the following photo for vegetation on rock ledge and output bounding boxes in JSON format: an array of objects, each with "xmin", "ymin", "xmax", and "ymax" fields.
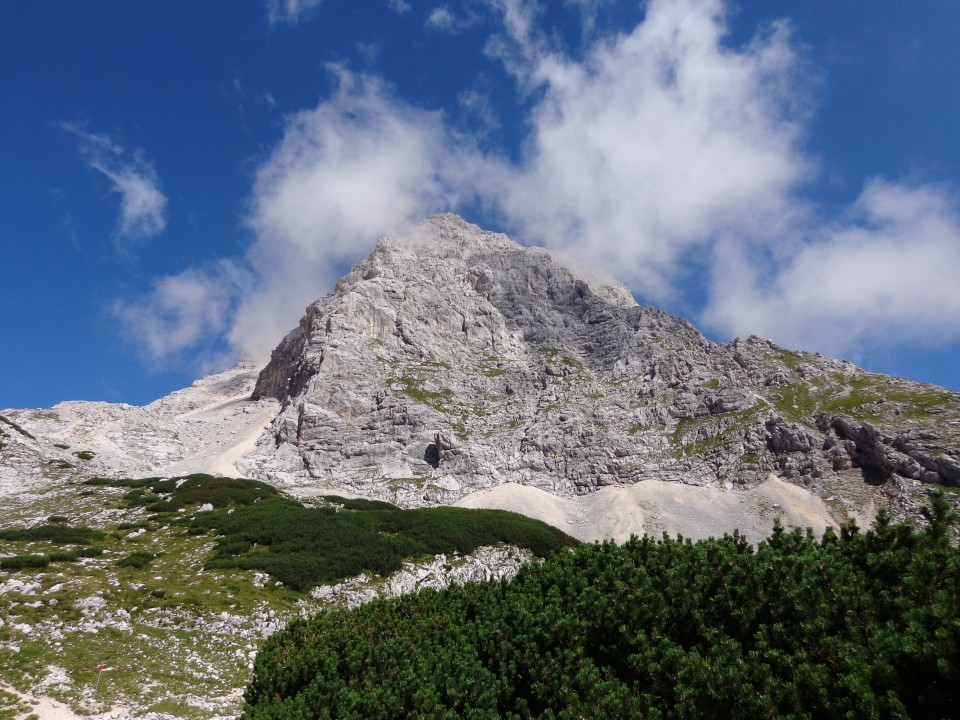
[
  {"xmin": 80, "ymin": 474, "xmax": 577, "ymax": 591},
  {"xmin": 192, "ymin": 497, "xmax": 577, "ymax": 591}
]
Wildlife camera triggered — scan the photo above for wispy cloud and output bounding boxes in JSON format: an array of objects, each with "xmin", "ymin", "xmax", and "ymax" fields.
[
  {"xmin": 425, "ymin": 4, "xmax": 484, "ymax": 34},
  {"xmin": 60, "ymin": 124, "xmax": 168, "ymax": 245},
  {"xmin": 267, "ymin": 0, "xmax": 324, "ymax": 24},
  {"xmin": 563, "ymin": 0, "xmax": 614, "ymax": 37},
  {"xmin": 113, "ymin": 261, "xmax": 250, "ymax": 366}
]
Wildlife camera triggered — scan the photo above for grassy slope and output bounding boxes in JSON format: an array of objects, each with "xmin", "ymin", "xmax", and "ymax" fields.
[{"xmin": 0, "ymin": 475, "xmax": 574, "ymax": 718}]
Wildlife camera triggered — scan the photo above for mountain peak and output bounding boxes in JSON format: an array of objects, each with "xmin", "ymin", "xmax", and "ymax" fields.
[{"xmin": 243, "ymin": 217, "xmax": 959, "ymax": 527}]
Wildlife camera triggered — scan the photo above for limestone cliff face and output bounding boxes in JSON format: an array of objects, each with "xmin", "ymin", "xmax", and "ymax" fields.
[{"xmin": 241, "ymin": 214, "xmax": 960, "ymax": 517}]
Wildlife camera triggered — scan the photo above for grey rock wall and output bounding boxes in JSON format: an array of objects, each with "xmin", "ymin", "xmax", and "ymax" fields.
[{"xmin": 240, "ymin": 214, "xmax": 960, "ymax": 520}]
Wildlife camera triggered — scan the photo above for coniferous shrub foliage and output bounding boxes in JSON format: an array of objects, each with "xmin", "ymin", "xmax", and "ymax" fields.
[
  {"xmin": 84, "ymin": 474, "xmax": 280, "ymax": 512},
  {"xmin": 322, "ymin": 495, "xmax": 400, "ymax": 512},
  {"xmin": 0, "ymin": 554, "xmax": 50, "ymax": 570},
  {"xmin": 192, "ymin": 499, "xmax": 576, "ymax": 591},
  {"xmin": 242, "ymin": 495, "xmax": 960, "ymax": 720},
  {"xmin": 0, "ymin": 524, "xmax": 104, "ymax": 544},
  {"xmin": 117, "ymin": 551, "xmax": 155, "ymax": 569}
]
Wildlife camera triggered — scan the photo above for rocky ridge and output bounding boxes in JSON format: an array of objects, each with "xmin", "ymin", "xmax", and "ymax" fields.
[
  {"xmin": 241, "ymin": 213, "xmax": 960, "ymax": 521},
  {"xmin": 0, "ymin": 367, "xmax": 278, "ymax": 497}
]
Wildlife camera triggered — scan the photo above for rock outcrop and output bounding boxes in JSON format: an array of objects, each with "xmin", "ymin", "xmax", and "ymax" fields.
[
  {"xmin": 0, "ymin": 367, "xmax": 278, "ymax": 495},
  {"xmin": 240, "ymin": 214, "xmax": 960, "ymax": 521}
]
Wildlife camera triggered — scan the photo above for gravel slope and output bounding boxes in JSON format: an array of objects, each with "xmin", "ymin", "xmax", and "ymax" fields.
[{"xmin": 456, "ymin": 474, "xmax": 844, "ymax": 544}]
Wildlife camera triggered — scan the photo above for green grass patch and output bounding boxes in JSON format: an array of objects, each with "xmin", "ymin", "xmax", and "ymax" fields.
[
  {"xmin": 0, "ymin": 687, "xmax": 32, "ymax": 720},
  {"xmin": 73, "ymin": 450, "xmax": 96, "ymax": 460},
  {"xmin": 770, "ymin": 383, "xmax": 817, "ymax": 421},
  {"xmin": 931, "ymin": 483, "xmax": 960, "ymax": 496},
  {"xmin": 391, "ymin": 376, "xmax": 455, "ymax": 412},
  {"xmin": 671, "ymin": 405, "xmax": 765, "ymax": 458},
  {"xmin": 768, "ymin": 372, "xmax": 958, "ymax": 423},
  {"xmin": 419, "ymin": 360, "xmax": 452, "ymax": 370},
  {"xmin": 544, "ymin": 348, "xmax": 585, "ymax": 372},
  {"xmin": 765, "ymin": 347, "xmax": 801, "ymax": 370}
]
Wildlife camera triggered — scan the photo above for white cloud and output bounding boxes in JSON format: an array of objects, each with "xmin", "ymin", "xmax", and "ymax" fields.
[
  {"xmin": 388, "ymin": 0, "xmax": 412, "ymax": 13},
  {"xmin": 425, "ymin": 5, "xmax": 478, "ymax": 34},
  {"xmin": 267, "ymin": 0, "xmax": 324, "ymax": 23},
  {"xmin": 113, "ymin": 261, "xmax": 250, "ymax": 364},
  {"xmin": 564, "ymin": 0, "xmax": 614, "ymax": 36},
  {"xmin": 457, "ymin": 88, "xmax": 501, "ymax": 135},
  {"xmin": 61, "ymin": 124, "xmax": 168, "ymax": 244},
  {"xmin": 426, "ymin": 6, "xmax": 456, "ymax": 32},
  {"xmin": 704, "ymin": 179, "xmax": 960, "ymax": 356},
  {"xmin": 484, "ymin": 0, "xmax": 811, "ymax": 301}
]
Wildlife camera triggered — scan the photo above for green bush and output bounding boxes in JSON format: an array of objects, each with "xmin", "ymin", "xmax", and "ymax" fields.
[
  {"xmin": 242, "ymin": 496, "xmax": 960, "ymax": 720},
  {"xmin": 1, "ymin": 554, "xmax": 50, "ymax": 570},
  {"xmin": 192, "ymin": 496, "xmax": 576, "ymax": 592},
  {"xmin": 122, "ymin": 489, "xmax": 163, "ymax": 507},
  {"xmin": 48, "ymin": 550, "xmax": 80, "ymax": 563},
  {"xmin": 323, "ymin": 495, "xmax": 400, "ymax": 511},
  {"xmin": 50, "ymin": 546, "xmax": 103, "ymax": 562},
  {"xmin": 117, "ymin": 551, "xmax": 155, "ymax": 569},
  {"xmin": 0, "ymin": 524, "xmax": 104, "ymax": 545},
  {"xmin": 88, "ymin": 474, "xmax": 281, "ymax": 512},
  {"xmin": 83, "ymin": 476, "xmax": 160, "ymax": 488}
]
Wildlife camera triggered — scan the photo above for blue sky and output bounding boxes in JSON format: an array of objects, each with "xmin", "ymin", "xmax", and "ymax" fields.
[{"xmin": 2, "ymin": 0, "xmax": 959, "ymax": 409}]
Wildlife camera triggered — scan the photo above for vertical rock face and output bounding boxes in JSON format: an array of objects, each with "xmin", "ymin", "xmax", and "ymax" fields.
[{"xmin": 240, "ymin": 214, "xmax": 960, "ymax": 516}]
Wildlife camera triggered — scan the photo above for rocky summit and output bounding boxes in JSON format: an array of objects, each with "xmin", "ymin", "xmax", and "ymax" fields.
[{"xmin": 237, "ymin": 213, "xmax": 959, "ymax": 525}]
